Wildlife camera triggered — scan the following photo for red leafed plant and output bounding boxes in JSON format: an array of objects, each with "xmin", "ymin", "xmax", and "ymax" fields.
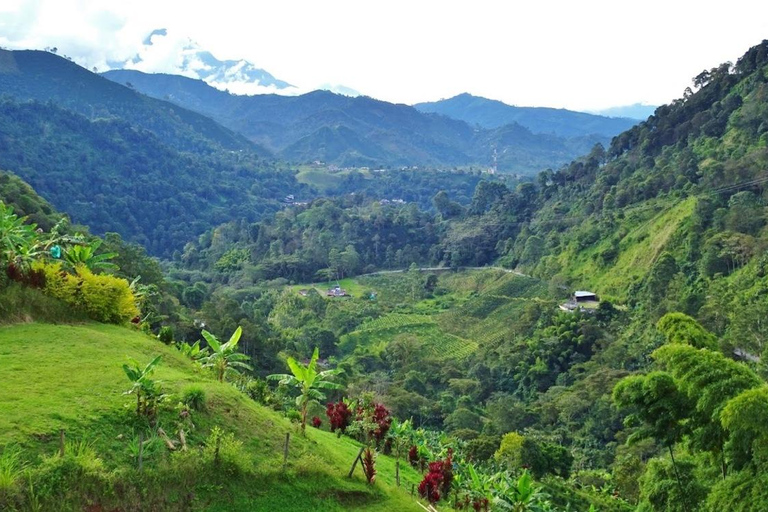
[
  {"xmin": 440, "ymin": 448, "xmax": 454, "ymax": 496},
  {"xmin": 361, "ymin": 447, "xmax": 376, "ymax": 484},
  {"xmin": 418, "ymin": 451, "xmax": 454, "ymax": 504},
  {"xmin": 312, "ymin": 416, "xmax": 322, "ymax": 428},
  {"xmin": 418, "ymin": 461, "xmax": 444, "ymax": 503},
  {"xmin": 326, "ymin": 400, "xmax": 352, "ymax": 434},
  {"xmin": 408, "ymin": 445, "xmax": 419, "ymax": 467},
  {"xmin": 371, "ymin": 403, "xmax": 392, "ymax": 446}
]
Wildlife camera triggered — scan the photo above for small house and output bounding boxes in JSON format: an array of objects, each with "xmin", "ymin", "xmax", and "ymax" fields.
[
  {"xmin": 326, "ymin": 285, "xmax": 349, "ymax": 298},
  {"xmin": 573, "ymin": 291, "xmax": 598, "ymax": 303}
]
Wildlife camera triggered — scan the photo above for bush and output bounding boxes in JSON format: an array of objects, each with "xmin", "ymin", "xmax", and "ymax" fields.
[
  {"xmin": 203, "ymin": 427, "xmax": 252, "ymax": 477},
  {"xmin": 29, "ymin": 441, "xmax": 111, "ymax": 508},
  {"xmin": 181, "ymin": 385, "xmax": 206, "ymax": 411},
  {"xmin": 36, "ymin": 262, "xmax": 139, "ymax": 324},
  {"xmin": 157, "ymin": 326, "xmax": 174, "ymax": 345}
]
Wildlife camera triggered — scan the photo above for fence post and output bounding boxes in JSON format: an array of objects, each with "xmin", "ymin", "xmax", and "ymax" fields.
[
  {"xmin": 59, "ymin": 429, "xmax": 65, "ymax": 457},
  {"xmin": 347, "ymin": 446, "xmax": 365, "ymax": 478},
  {"xmin": 282, "ymin": 432, "xmax": 290, "ymax": 471},
  {"xmin": 138, "ymin": 431, "xmax": 144, "ymax": 472}
]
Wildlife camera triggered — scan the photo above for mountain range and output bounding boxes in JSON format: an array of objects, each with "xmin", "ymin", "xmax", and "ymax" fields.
[
  {"xmin": 0, "ymin": 48, "xmax": 257, "ymax": 155},
  {"xmin": 103, "ymin": 68, "xmax": 631, "ymax": 172},
  {"xmin": 414, "ymin": 93, "xmax": 638, "ymax": 137}
]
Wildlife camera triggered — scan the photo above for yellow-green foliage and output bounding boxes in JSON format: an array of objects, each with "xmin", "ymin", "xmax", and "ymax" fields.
[
  {"xmin": 34, "ymin": 261, "xmax": 139, "ymax": 324},
  {"xmin": 657, "ymin": 312, "xmax": 718, "ymax": 349},
  {"xmin": 495, "ymin": 431, "xmax": 525, "ymax": 468}
]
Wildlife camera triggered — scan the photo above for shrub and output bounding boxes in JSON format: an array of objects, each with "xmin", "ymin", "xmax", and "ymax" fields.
[
  {"xmin": 29, "ymin": 441, "xmax": 110, "ymax": 508},
  {"xmin": 36, "ymin": 262, "xmax": 139, "ymax": 324},
  {"xmin": 157, "ymin": 326, "xmax": 174, "ymax": 345},
  {"xmin": 203, "ymin": 427, "xmax": 252, "ymax": 477},
  {"xmin": 181, "ymin": 385, "xmax": 206, "ymax": 411},
  {"xmin": 286, "ymin": 409, "xmax": 302, "ymax": 423},
  {"xmin": 311, "ymin": 416, "xmax": 322, "ymax": 428}
]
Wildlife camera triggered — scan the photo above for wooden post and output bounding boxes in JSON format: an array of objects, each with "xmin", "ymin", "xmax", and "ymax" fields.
[
  {"xmin": 347, "ymin": 446, "xmax": 365, "ymax": 478},
  {"xmin": 138, "ymin": 431, "xmax": 144, "ymax": 472},
  {"xmin": 396, "ymin": 458, "xmax": 400, "ymax": 487},
  {"xmin": 214, "ymin": 435, "xmax": 221, "ymax": 466},
  {"xmin": 59, "ymin": 429, "xmax": 65, "ymax": 457},
  {"xmin": 282, "ymin": 432, "xmax": 290, "ymax": 471},
  {"xmin": 411, "ymin": 483, "xmax": 415, "ymax": 497}
]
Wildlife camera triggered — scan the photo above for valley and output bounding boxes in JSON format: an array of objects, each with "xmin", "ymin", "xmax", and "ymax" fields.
[{"xmin": 1, "ymin": 17, "xmax": 768, "ymax": 512}]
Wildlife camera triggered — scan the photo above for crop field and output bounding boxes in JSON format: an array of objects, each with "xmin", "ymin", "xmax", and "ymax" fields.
[{"xmin": 341, "ymin": 313, "xmax": 477, "ymax": 361}]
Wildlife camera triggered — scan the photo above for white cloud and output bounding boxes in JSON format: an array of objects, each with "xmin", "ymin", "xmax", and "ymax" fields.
[{"xmin": 0, "ymin": 0, "xmax": 767, "ymax": 110}]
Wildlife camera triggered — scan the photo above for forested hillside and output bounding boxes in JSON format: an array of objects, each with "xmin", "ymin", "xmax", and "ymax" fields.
[
  {"xmin": 103, "ymin": 69, "xmax": 609, "ymax": 173},
  {"xmin": 0, "ymin": 99, "xmax": 300, "ymax": 256},
  {"xmin": 0, "ymin": 49, "xmax": 256, "ymax": 154}
]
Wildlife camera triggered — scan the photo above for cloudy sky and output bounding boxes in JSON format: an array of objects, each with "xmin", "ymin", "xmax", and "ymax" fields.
[{"xmin": 1, "ymin": 0, "xmax": 767, "ymax": 111}]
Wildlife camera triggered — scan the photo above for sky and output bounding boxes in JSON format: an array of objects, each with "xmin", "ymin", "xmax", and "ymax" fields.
[{"xmin": 1, "ymin": 0, "xmax": 767, "ymax": 111}]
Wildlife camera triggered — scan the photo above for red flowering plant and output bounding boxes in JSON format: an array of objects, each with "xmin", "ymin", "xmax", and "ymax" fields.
[
  {"xmin": 361, "ymin": 447, "xmax": 376, "ymax": 484},
  {"xmin": 311, "ymin": 416, "xmax": 322, "ymax": 428}
]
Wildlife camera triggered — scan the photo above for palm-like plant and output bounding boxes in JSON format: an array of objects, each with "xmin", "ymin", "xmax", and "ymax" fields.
[
  {"xmin": 63, "ymin": 239, "xmax": 118, "ymax": 272},
  {"xmin": 199, "ymin": 326, "xmax": 253, "ymax": 382},
  {"xmin": 268, "ymin": 347, "xmax": 344, "ymax": 434},
  {"xmin": 123, "ymin": 355, "xmax": 164, "ymax": 417},
  {"xmin": 492, "ymin": 471, "xmax": 551, "ymax": 512},
  {"xmin": 0, "ymin": 202, "xmax": 41, "ymax": 273}
]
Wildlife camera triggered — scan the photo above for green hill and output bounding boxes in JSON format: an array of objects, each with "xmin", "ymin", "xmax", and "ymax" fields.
[
  {"xmin": 0, "ymin": 49, "xmax": 255, "ymax": 154},
  {"xmin": 0, "ymin": 100, "xmax": 302, "ymax": 257},
  {"xmin": 0, "ymin": 322, "xmax": 422, "ymax": 511}
]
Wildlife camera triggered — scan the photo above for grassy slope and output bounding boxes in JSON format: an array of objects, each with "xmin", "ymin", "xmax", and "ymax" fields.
[
  {"xmin": 0, "ymin": 323, "xmax": 423, "ymax": 511},
  {"xmin": 553, "ymin": 197, "xmax": 696, "ymax": 300}
]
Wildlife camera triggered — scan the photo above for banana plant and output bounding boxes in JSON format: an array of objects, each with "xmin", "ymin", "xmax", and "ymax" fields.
[
  {"xmin": 268, "ymin": 347, "xmax": 343, "ymax": 434},
  {"xmin": 63, "ymin": 238, "xmax": 118, "ymax": 272},
  {"xmin": 199, "ymin": 326, "xmax": 253, "ymax": 383},
  {"xmin": 492, "ymin": 470, "xmax": 552, "ymax": 512},
  {"xmin": 123, "ymin": 355, "xmax": 164, "ymax": 418},
  {"xmin": 177, "ymin": 339, "xmax": 210, "ymax": 361},
  {"xmin": 0, "ymin": 202, "xmax": 41, "ymax": 273}
]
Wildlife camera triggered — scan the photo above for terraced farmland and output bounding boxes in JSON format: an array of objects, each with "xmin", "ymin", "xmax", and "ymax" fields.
[{"xmin": 340, "ymin": 313, "xmax": 477, "ymax": 361}]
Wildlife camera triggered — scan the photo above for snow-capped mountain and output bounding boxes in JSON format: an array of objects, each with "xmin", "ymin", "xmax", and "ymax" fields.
[{"xmin": 109, "ymin": 28, "xmax": 295, "ymax": 95}]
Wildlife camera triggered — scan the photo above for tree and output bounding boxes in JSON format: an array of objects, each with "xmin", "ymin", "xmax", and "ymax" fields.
[
  {"xmin": 656, "ymin": 312, "xmax": 718, "ymax": 349},
  {"xmin": 613, "ymin": 371, "xmax": 692, "ymax": 508},
  {"xmin": 199, "ymin": 326, "xmax": 253, "ymax": 383},
  {"xmin": 268, "ymin": 347, "xmax": 343, "ymax": 434},
  {"xmin": 653, "ymin": 344, "xmax": 762, "ymax": 477}
]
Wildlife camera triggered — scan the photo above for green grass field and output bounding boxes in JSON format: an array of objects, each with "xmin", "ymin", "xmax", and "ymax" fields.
[{"xmin": 0, "ymin": 323, "xmax": 423, "ymax": 511}]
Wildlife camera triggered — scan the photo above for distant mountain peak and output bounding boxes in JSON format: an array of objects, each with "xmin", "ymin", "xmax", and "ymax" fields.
[{"xmin": 112, "ymin": 28, "xmax": 295, "ymax": 95}]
